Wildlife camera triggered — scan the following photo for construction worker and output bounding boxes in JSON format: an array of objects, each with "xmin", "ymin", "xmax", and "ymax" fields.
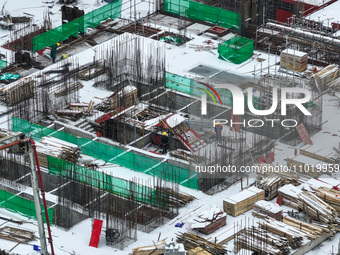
[
  {"xmin": 214, "ymin": 122, "xmax": 223, "ymax": 143},
  {"xmin": 161, "ymin": 131, "xmax": 169, "ymax": 154},
  {"xmin": 50, "ymin": 43, "xmax": 60, "ymax": 63}
]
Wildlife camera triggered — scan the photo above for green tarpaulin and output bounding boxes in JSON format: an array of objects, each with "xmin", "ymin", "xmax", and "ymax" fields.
[{"xmin": 218, "ymin": 37, "xmax": 254, "ymax": 64}]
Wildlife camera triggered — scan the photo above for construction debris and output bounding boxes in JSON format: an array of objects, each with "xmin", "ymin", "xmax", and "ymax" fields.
[{"xmin": 223, "ymin": 186, "xmax": 265, "ymax": 217}]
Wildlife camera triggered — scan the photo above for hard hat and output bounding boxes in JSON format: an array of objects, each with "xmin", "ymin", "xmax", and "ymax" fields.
[
  {"xmin": 216, "ymin": 122, "xmax": 220, "ymax": 125},
  {"xmin": 57, "ymin": 43, "xmax": 60, "ymax": 46},
  {"xmin": 163, "ymin": 132, "xmax": 167, "ymax": 136}
]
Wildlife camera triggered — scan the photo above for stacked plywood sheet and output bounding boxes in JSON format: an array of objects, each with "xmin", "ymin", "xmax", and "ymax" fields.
[
  {"xmin": 278, "ymin": 184, "xmax": 302, "ymax": 209},
  {"xmin": 298, "ymin": 191, "xmax": 339, "ymax": 224},
  {"xmin": 223, "ymin": 186, "xmax": 265, "ymax": 217},
  {"xmin": 280, "ymin": 49, "xmax": 308, "ymax": 72},
  {"xmin": 189, "ymin": 206, "xmax": 226, "ymax": 234},
  {"xmin": 253, "ymin": 200, "xmax": 283, "ymax": 221}
]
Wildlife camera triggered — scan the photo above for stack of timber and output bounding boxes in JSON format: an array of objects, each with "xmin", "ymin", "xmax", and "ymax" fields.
[
  {"xmin": 158, "ymin": 187, "xmax": 196, "ymax": 207},
  {"xmin": 257, "ymin": 173, "xmax": 301, "ymax": 200},
  {"xmin": 313, "ymin": 187, "xmax": 340, "ymax": 212},
  {"xmin": 0, "ymin": 226, "xmax": 35, "ymax": 243},
  {"xmin": 35, "ymin": 136, "xmax": 80, "ymax": 168},
  {"xmin": 189, "ymin": 206, "xmax": 226, "ymax": 234},
  {"xmin": 280, "ymin": 49, "xmax": 308, "ymax": 72},
  {"xmin": 256, "ymin": 175, "xmax": 283, "ymax": 200},
  {"xmin": 283, "ymin": 216, "xmax": 335, "ymax": 237},
  {"xmin": 298, "ymin": 191, "xmax": 339, "ymax": 224},
  {"xmin": 277, "ymin": 184, "xmax": 302, "ymax": 209},
  {"xmin": 258, "ymin": 218, "xmax": 308, "ymax": 248},
  {"xmin": 235, "ymin": 227, "xmax": 290, "ymax": 255},
  {"xmin": 252, "ymin": 200, "xmax": 283, "ymax": 221},
  {"xmin": 95, "ymin": 85, "xmax": 138, "ymax": 113},
  {"xmin": 132, "ymin": 239, "xmax": 165, "ymax": 255},
  {"xmin": 53, "ymin": 81, "xmax": 84, "ymax": 97},
  {"xmin": 0, "ymin": 78, "xmax": 34, "ymax": 105},
  {"xmin": 312, "ymin": 64, "xmax": 339, "ymax": 91},
  {"xmin": 223, "ymin": 186, "xmax": 265, "ymax": 217},
  {"xmin": 77, "ymin": 63, "xmax": 106, "ymax": 80},
  {"xmin": 188, "ymin": 247, "xmax": 212, "ymax": 255},
  {"xmin": 56, "ymin": 101, "xmax": 95, "ymax": 120},
  {"xmin": 176, "ymin": 232, "xmax": 227, "ymax": 255}
]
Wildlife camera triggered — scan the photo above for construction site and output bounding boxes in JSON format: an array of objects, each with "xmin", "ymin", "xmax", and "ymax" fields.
[{"xmin": 0, "ymin": 0, "xmax": 339, "ymax": 254}]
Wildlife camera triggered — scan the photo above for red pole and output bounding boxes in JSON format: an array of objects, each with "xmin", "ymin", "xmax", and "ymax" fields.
[{"xmin": 30, "ymin": 139, "xmax": 55, "ymax": 255}]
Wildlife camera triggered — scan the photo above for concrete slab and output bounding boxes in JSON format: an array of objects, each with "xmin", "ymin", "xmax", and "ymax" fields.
[
  {"xmin": 186, "ymin": 23, "xmax": 211, "ymax": 35},
  {"xmin": 189, "ymin": 65, "xmax": 220, "ymax": 77}
]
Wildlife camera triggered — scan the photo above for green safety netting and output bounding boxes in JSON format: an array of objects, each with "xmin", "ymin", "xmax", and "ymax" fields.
[
  {"xmin": 165, "ymin": 72, "xmax": 262, "ymax": 110},
  {"xmin": 0, "ymin": 189, "xmax": 53, "ymax": 223},
  {"xmin": 165, "ymin": 72, "xmax": 233, "ymax": 106},
  {"xmin": 33, "ymin": 0, "xmax": 122, "ymax": 52},
  {"xmin": 0, "ymin": 60, "xmax": 7, "ymax": 69},
  {"xmin": 163, "ymin": 0, "xmax": 241, "ymax": 31},
  {"xmin": 47, "ymin": 156, "xmax": 160, "ymax": 205},
  {"xmin": 218, "ymin": 36, "xmax": 254, "ymax": 64},
  {"xmin": 12, "ymin": 117, "xmax": 198, "ymax": 189}
]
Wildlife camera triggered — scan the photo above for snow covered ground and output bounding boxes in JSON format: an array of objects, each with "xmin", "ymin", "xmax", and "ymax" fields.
[{"xmin": 0, "ymin": 0, "xmax": 340, "ymax": 254}]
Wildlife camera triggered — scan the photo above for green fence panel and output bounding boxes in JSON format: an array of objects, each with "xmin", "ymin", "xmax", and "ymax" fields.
[
  {"xmin": 0, "ymin": 190, "xmax": 53, "ymax": 223},
  {"xmin": 33, "ymin": 0, "xmax": 122, "ymax": 52},
  {"xmin": 218, "ymin": 37, "xmax": 254, "ymax": 64},
  {"xmin": 12, "ymin": 117, "xmax": 199, "ymax": 189},
  {"xmin": 163, "ymin": 0, "xmax": 240, "ymax": 31}
]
